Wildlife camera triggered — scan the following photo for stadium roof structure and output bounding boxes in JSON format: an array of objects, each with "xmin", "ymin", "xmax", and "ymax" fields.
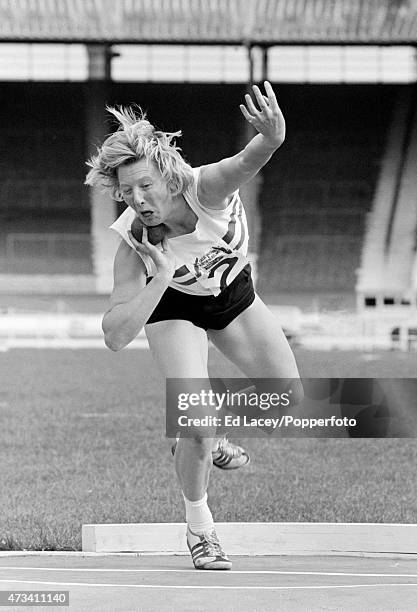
[{"xmin": 1, "ymin": 0, "xmax": 417, "ymax": 45}]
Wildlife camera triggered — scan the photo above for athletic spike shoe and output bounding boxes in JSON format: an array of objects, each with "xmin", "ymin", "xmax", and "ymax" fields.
[
  {"xmin": 212, "ymin": 436, "xmax": 250, "ymax": 469},
  {"xmin": 171, "ymin": 436, "xmax": 250, "ymax": 470},
  {"xmin": 186, "ymin": 525, "xmax": 232, "ymax": 570}
]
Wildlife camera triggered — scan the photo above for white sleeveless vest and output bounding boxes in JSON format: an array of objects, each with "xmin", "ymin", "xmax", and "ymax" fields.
[{"xmin": 110, "ymin": 167, "xmax": 250, "ymax": 297}]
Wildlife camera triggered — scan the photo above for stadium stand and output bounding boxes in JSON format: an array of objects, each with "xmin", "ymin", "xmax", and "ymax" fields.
[
  {"xmin": 384, "ymin": 89, "xmax": 417, "ymax": 299},
  {"xmin": 357, "ymin": 85, "xmax": 417, "ymax": 309},
  {"xmin": 0, "ymin": 82, "xmax": 240, "ymax": 279},
  {"xmin": 0, "ymin": 82, "xmax": 410, "ymax": 309},
  {"xmin": 0, "ymin": 84, "xmax": 90, "ymax": 277},
  {"xmin": 357, "ymin": 86, "xmax": 412, "ymax": 304},
  {"xmin": 0, "ymin": 0, "xmax": 416, "ymax": 310},
  {"xmin": 256, "ymin": 84, "xmax": 396, "ymax": 301}
]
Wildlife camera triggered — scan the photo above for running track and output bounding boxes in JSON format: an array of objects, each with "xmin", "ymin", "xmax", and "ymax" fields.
[{"xmin": 1, "ymin": 553, "xmax": 417, "ymax": 611}]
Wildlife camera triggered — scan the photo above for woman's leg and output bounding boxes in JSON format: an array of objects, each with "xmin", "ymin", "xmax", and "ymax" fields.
[
  {"xmin": 145, "ymin": 319, "xmax": 215, "ymax": 501},
  {"xmin": 146, "ymin": 319, "xmax": 232, "ymax": 569},
  {"xmin": 208, "ymin": 294, "xmax": 303, "ymax": 404}
]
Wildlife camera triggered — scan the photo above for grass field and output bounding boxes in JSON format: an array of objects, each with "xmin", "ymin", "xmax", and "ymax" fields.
[{"xmin": 0, "ymin": 346, "xmax": 416, "ymax": 551}]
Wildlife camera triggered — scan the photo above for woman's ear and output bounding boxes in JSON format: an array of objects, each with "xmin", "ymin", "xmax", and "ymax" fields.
[{"xmin": 114, "ymin": 188, "xmax": 125, "ymax": 202}]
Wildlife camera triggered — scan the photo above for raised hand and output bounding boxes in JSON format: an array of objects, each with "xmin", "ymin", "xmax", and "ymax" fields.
[{"xmin": 239, "ymin": 81, "xmax": 285, "ymax": 148}]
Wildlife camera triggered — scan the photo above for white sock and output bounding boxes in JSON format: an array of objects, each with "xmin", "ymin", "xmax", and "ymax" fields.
[{"xmin": 183, "ymin": 492, "xmax": 214, "ymax": 534}]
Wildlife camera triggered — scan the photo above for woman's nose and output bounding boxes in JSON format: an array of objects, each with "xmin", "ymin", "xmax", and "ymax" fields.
[{"xmin": 133, "ymin": 187, "xmax": 145, "ymax": 207}]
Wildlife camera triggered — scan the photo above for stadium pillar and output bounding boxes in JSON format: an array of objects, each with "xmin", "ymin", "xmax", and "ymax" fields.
[{"xmin": 85, "ymin": 45, "xmax": 119, "ymax": 294}]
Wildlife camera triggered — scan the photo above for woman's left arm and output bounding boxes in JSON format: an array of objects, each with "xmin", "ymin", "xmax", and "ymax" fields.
[{"xmin": 198, "ymin": 81, "xmax": 286, "ymax": 209}]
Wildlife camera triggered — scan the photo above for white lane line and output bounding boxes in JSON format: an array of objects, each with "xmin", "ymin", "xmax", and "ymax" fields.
[
  {"xmin": 1, "ymin": 579, "xmax": 417, "ymax": 590},
  {"xmin": 2, "ymin": 567, "xmax": 417, "ymax": 578}
]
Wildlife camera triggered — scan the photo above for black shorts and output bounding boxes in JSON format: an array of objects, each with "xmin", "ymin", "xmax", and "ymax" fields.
[{"xmin": 146, "ymin": 264, "xmax": 255, "ymax": 330}]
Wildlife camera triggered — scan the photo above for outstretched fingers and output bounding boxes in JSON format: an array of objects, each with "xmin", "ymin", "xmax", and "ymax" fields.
[
  {"xmin": 239, "ymin": 103, "xmax": 255, "ymax": 123},
  {"xmin": 245, "ymin": 91, "xmax": 261, "ymax": 116},
  {"xmin": 252, "ymin": 84, "xmax": 270, "ymax": 112},
  {"xmin": 239, "ymin": 80, "xmax": 285, "ymax": 147},
  {"xmin": 239, "ymin": 80, "xmax": 278, "ymax": 125},
  {"xmin": 263, "ymin": 80, "xmax": 280, "ymax": 113}
]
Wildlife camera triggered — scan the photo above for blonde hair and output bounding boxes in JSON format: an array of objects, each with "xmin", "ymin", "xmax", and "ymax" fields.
[{"xmin": 85, "ymin": 105, "xmax": 194, "ymax": 199}]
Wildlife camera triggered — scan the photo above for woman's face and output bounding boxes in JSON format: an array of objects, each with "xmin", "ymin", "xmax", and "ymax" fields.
[{"xmin": 117, "ymin": 159, "xmax": 172, "ymax": 226}]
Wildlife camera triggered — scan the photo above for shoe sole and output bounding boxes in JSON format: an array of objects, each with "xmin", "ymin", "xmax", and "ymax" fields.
[{"xmin": 195, "ymin": 560, "xmax": 232, "ymax": 570}]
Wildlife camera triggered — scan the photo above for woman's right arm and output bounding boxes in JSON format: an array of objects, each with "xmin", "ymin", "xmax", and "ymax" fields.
[{"xmin": 102, "ymin": 233, "xmax": 175, "ymax": 351}]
